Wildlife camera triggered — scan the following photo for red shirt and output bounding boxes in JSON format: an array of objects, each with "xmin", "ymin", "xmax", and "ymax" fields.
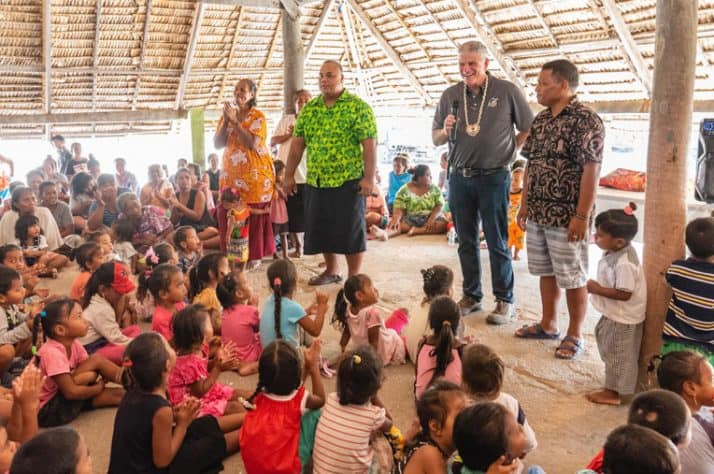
[{"xmin": 151, "ymin": 302, "xmax": 186, "ymax": 341}]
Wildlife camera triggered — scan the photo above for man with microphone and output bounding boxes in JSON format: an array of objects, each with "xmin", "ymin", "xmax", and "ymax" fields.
[{"xmin": 432, "ymin": 41, "xmax": 533, "ymax": 324}]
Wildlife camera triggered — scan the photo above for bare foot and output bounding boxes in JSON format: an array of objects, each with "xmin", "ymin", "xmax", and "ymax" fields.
[
  {"xmin": 512, "ymin": 253, "xmax": 521, "ymax": 261},
  {"xmin": 585, "ymin": 389, "xmax": 621, "ymax": 405}
]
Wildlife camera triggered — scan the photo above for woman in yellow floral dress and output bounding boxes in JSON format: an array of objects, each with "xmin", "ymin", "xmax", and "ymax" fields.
[{"xmin": 214, "ymin": 79, "xmax": 275, "ymax": 268}]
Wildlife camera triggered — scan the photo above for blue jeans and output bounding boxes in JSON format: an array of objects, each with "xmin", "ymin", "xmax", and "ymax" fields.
[{"xmin": 449, "ymin": 170, "xmax": 514, "ymax": 303}]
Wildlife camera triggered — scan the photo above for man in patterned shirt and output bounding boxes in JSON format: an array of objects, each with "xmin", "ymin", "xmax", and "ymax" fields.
[
  {"xmin": 284, "ymin": 60, "xmax": 377, "ymax": 285},
  {"xmin": 515, "ymin": 59, "xmax": 604, "ymax": 360}
]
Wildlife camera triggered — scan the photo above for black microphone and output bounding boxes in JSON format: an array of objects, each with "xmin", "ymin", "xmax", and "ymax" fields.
[{"xmin": 449, "ymin": 100, "xmax": 459, "ymax": 142}]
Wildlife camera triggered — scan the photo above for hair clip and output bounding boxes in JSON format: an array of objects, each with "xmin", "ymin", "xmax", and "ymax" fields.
[
  {"xmin": 273, "ymin": 277, "xmax": 282, "ymax": 286},
  {"xmin": 231, "ymin": 187, "xmax": 239, "ymax": 196},
  {"xmin": 31, "ymin": 345, "xmax": 37, "ymax": 356},
  {"xmin": 145, "ymin": 247, "xmax": 159, "ymax": 264},
  {"xmin": 39, "ymin": 310, "xmax": 46, "ymax": 318},
  {"xmin": 353, "ymin": 354, "xmax": 362, "ymax": 364},
  {"xmin": 144, "ymin": 270, "xmax": 152, "ymax": 278},
  {"xmin": 442, "ymin": 320, "xmax": 452, "ymax": 327},
  {"xmin": 122, "ymin": 359, "xmax": 133, "ymax": 368},
  {"xmin": 623, "ymin": 206, "xmax": 634, "ymax": 216}
]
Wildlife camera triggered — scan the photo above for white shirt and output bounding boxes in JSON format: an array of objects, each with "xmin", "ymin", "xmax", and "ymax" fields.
[
  {"xmin": 0, "ymin": 207, "xmax": 62, "ymax": 250},
  {"xmin": 590, "ymin": 245, "xmax": 647, "ymax": 325},
  {"xmin": 680, "ymin": 415, "xmax": 714, "ymax": 474},
  {"xmin": 79, "ymin": 294, "xmax": 131, "ymax": 346},
  {"xmin": 274, "ymin": 114, "xmax": 307, "ymax": 184}
]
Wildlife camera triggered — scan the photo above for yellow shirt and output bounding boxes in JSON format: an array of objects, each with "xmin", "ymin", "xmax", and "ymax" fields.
[{"xmin": 193, "ymin": 287, "xmax": 222, "ymax": 313}]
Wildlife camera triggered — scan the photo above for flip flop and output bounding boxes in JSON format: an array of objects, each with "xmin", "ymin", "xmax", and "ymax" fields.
[
  {"xmin": 555, "ymin": 336, "xmax": 585, "ymax": 360},
  {"xmin": 308, "ymin": 273, "xmax": 342, "ymax": 286},
  {"xmin": 515, "ymin": 323, "xmax": 560, "ymax": 340}
]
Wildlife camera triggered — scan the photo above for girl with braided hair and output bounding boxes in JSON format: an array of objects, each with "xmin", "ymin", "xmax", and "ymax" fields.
[
  {"xmin": 239, "ymin": 339, "xmax": 325, "ymax": 474},
  {"xmin": 259, "ymin": 259, "xmax": 328, "ymax": 348}
]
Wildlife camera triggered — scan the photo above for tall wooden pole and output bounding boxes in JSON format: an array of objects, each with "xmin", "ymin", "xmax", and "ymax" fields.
[
  {"xmin": 282, "ymin": 8, "xmax": 304, "ymax": 115},
  {"xmin": 639, "ymin": 0, "xmax": 698, "ymax": 381}
]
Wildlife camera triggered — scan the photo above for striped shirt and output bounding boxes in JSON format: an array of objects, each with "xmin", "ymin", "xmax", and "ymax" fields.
[
  {"xmin": 663, "ymin": 258, "xmax": 714, "ymax": 350},
  {"xmin": 312, "ymin": 392, "xmax": 386, "ymax": 474}
]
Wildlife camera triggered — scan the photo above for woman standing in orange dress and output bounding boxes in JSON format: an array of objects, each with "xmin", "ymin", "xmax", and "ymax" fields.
[{"xmin": 214, "ymin": 79, "xmax": 275, "ymax": 269}]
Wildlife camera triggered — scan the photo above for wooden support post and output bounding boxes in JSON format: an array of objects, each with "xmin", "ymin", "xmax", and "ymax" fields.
[
  {"xmin": 282, "ymin": 7, "xmax": 304, "ymax": 114},
  {"xmin": 190, "ymin": 108, "xmax": 206, "ymax": 167},
  {"xmin": 639, "ymin": 0, "xmax": 698, "ymax": 381}
]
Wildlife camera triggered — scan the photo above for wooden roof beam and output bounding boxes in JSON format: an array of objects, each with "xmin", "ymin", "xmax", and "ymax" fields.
[
  {"xmin": 91, "ymin": 0, "xmax": 102, "ymax": 114},
  {"xmin": 343, "ymin": 0, "xmax": 432, "ymax": 105},
  {"xmin": 42, "ymin": 0, "xmax": 52, "ymax": 115},
  {"xmin": 452, "ymin": 0, "xmax": 532, "ymax": 97},
  {"xmin": 258, "ymin": 14, "xmax": 282, "ymax": 93},
  {"xmin": 0, "ymin": 109, "xmax": 189, "ymax": 125},
  {"xmin": 216, "ymin": 6, "xmax": 244, "ymax": 105},
  {"xmin": 600, "ymin": 0, "xmax": 652, "ymax": 95},
  {"xmin": 175, "ymin": 2, "xmax": 206, "ymax": 109},
  {"xmin": 132, "ymin": 0, "xmax": 153, "ymax": 110},
  {"xmin": 305, "ymin": 0, "xmax": 335, "ymax": 64}
]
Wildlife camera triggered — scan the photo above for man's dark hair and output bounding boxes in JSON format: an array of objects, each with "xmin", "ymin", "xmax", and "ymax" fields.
[
  {"xmin": 50, "ymin": 134, "xmax": 65, "ymax": 143},
  {"xmin": 542, "ymin": 59, "xmax": 579, "ymax": 90},
  {"xmin": 602, "ymin": 424, "xmax": 679, "ymax": 474}
]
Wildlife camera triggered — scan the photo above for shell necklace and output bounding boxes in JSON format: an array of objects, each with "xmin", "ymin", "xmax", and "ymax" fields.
[{"xmin": 463, "ymin": 74, "xmax": 489, "ymax": 136}]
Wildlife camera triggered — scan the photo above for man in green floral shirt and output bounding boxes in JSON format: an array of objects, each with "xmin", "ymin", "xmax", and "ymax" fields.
[{"xmin": 284, "ymin": 60, "xmax": 378, "ymax": 285}]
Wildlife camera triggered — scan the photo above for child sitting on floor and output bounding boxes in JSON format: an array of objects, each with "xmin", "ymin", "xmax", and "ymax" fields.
[
  {"xmin": 0, "ymin": 244, "xmax": 42, "ymax": 298},
  {"xmin": 398, "ymin": 380, "xmax": 467, "ymax": 474},
  {"xmin": 86, "ymin": 227, "xmax": 115, "ymax": 263},
  {"xmin": 452, "ymin": 402, "xmax": 542, "ymax": 474},
  {"xmin": 597, "ymin": 424, "xmax": 679, "ymax": 474},
  {"xmin": 260, "ymin": 259, "xmax": 328, "ymax": 348},
  {"xmin": 111, "ymin": 218, "xmax": 138, "ymax": 273},
  {"xmin": 387, "ymin": 153, "xmax": 411, "ymax": 214},
  {"xmin": 333, "ymin": 274, "xmax": 407, "ymax": 366},
  {"xmin": 585, "ymin": 389, "xmax": 691, "ymax": 473},
  {"xmin": 217, "ymin": 271, "xmax": 260, "ymax": 375},
  {"xmin": 33, "ymin": 298, "xmax": 124, "ymax": 427},
  {"xmin": 69, "ymin": 242, "xmax": 103, "ymax": 301},
  {"xmin": 174, "ymin": 226, "xmax": 202, "ymax": 275},
  {"xmin": 461, "ymin": 343, "xmax": 538, "ymax": 452},
  {"xmin": 135, "ymin": 243, "xmax": 178, "ymax": 322},
  {"xmin": 189, "ymin": 252, "xmax": 229, "ymax": 335},
  {"xmin": 108, "ymin": 332, "xmax": 241, "ymax": 474},
  {"xmin": 586, "ymin": 203, "xmax": 646, "ymax": 406},
  {"xmin": 662, "ymin": 215, "xmax": 714, "ymax": 363},
  {"xmin": 313, "ymin": 346, "xmax": 396, "ymax": 473},
  {"xmin": 168, "ymin": 304, "xmax": 241, "ymax": 417},
  {"xmin": 79, "ymin": 261, "xmax": 141, "ymax": 365},
  {"xmin": 145, "ymin": 263, "xmax": 187, "ymax": 342},
  {"xmin": 240, "ymin": 339, "xmax": 325, "ymax": 474},
  {"xmin": 414, "ymin": 296, "xmax": 463, "ymax": 398},
  {"xmin": 651, "ymin": 350, "xmax": 714, "ymax": 472},
  {"xmin": 0, "ymin": 266, "xmax": 38, "ymax": 386},
  {"xmin": 10, "ymin": 426, "xmax": 93, "ymax": 474},
  {"xmin": 405, "ymin": 265, "xmax": 454, "ymax": 363},
  {"xmin": 14, "ymin": 214, "xmax": 68, "ymax": 277}
]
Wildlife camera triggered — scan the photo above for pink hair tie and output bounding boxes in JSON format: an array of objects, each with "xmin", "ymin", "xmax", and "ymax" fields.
[
  {"xmin": 623, "ymin": 206, "xmax": 634, "ymax": 216},
  {"xmin": 274, "ymin": 277, "xmax": 282, "ymax": 286}
]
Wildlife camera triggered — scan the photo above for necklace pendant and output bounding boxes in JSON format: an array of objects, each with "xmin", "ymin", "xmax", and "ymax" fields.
[{"xmin": 466, "ymin": 124, "xmax": 480, "ymax": 136}]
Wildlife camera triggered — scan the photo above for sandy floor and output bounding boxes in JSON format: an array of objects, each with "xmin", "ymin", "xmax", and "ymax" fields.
[{"xmin": 40, "ymin": 235, "xmax": 626, "ymax": 474}]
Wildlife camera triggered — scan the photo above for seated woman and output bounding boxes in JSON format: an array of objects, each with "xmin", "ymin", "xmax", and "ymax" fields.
[
  {"xmin": 387, "ymin": 165, "xmax": 448, "ymax": 237},
  {"xmin": 87, "ymin": 174, "xmax": 120, "ymax": 231},
  {"xmin": 169, "ymin": 168, "xmax": 219, "ymax": 249},
  {"xmin": 41, "ymin": 157, "xmax": 69, "ymax": 202},
  {"xmin": 366, "ymin": 186, "xmax": 389, "ymax": 241},
  {"xmin": 140, "ymin": 164, "xmax": 173, "ymax": 215},
  {"xmin": 0, "ymin": 187, "xmax": 63, "ymax": 250},
  {"xmin": 25, "ymin": 170, "xmax": 45, "ymax": 201},
  {"xmin": 69, "ymin": 172, "xmax": 95, "ymax": 233},
  {"xmin": 116, "ymin": 192, "xmax": 173, "ymax": 254}
]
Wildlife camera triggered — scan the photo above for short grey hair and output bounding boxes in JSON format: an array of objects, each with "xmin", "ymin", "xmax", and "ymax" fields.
[
  {"xmin": 458, "ymin": 41, "xmax": 488, "ymax": 58},
  {"xmin": 116, "ymin": 191, "xmax": 139, "ymax": 213}
]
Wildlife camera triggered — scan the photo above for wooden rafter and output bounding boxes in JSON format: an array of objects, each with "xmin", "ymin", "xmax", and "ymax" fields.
[
  {"xmin": 0, "ymin": 109, "xmax": 189, "ymax": 125},
  {"xmin": 525, "ymin": 0, "xmax": 558, "ymax": 51},
  {"xmin": 175, "ymin": 1, "xmax": 206, "ymax": 109},
  {"xmin": 305, "ymin": 0, "xmax": 335, "ymax": 64},
  {"xmin": 132, "ymin": 0, "xmax": 153, "ymax": 110},
  {"xmin": 451, "ymin": 0, "xmax": 531, "ymax": 96},
  {"xmin": 697, "ymin": 41, "xmax": 714, "ymax": 89},
  {"xmin": 42, "ymin": 0, "xmax": 51, "ymax": 116},
  {"xmin": 600, "ymin": 0, "xmax": 652, "ymax": 95},
  {"xmin": 380, "ymin": 0, "xmax": 450, "ymax": 85},
  {"xmin": 217, "ymin": 6, "xmax": 245, "ymax": 105},
  {"xmin": 91, "ymin": 0, "xmax": 102, "ymax": 114},
  {"xmin": 257, "ymin": 14, "xmax": 282, "ymax": 93},
  {"xmin": 343, "ymin": 0, "xmax": 432, "ymax": 105},
  {"xmin": 341, "ymin": 2, "xmax": 370, "ymax": 98},
  {"xmin": 411, "ymin": 0, "xmax": 458, "ymax": 51}
]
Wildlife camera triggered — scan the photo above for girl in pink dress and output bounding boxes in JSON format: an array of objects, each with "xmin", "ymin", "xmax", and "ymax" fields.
[
  {"xmin": 270, "ymin": 161, "xmax": 289, "ymax": 259},
  {"xmin": 333, "ymin": 274, "xmax": 407, "ymax": 366},
  {"xmin": 414, "ymin": 296, "xmax": 463, "ymax": 399},
  {"xmin": 167, "ymin": 304, "xmax": 241, "ymax": 417},
  {"xmin": 216, "ymin": 271, "xmax": 260, "ymax": 375}
]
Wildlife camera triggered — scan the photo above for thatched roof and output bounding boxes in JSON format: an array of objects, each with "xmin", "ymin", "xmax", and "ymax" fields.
[{"xmin": 1, "ymin": 0, "xmax": 713, "ymax": 138}]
